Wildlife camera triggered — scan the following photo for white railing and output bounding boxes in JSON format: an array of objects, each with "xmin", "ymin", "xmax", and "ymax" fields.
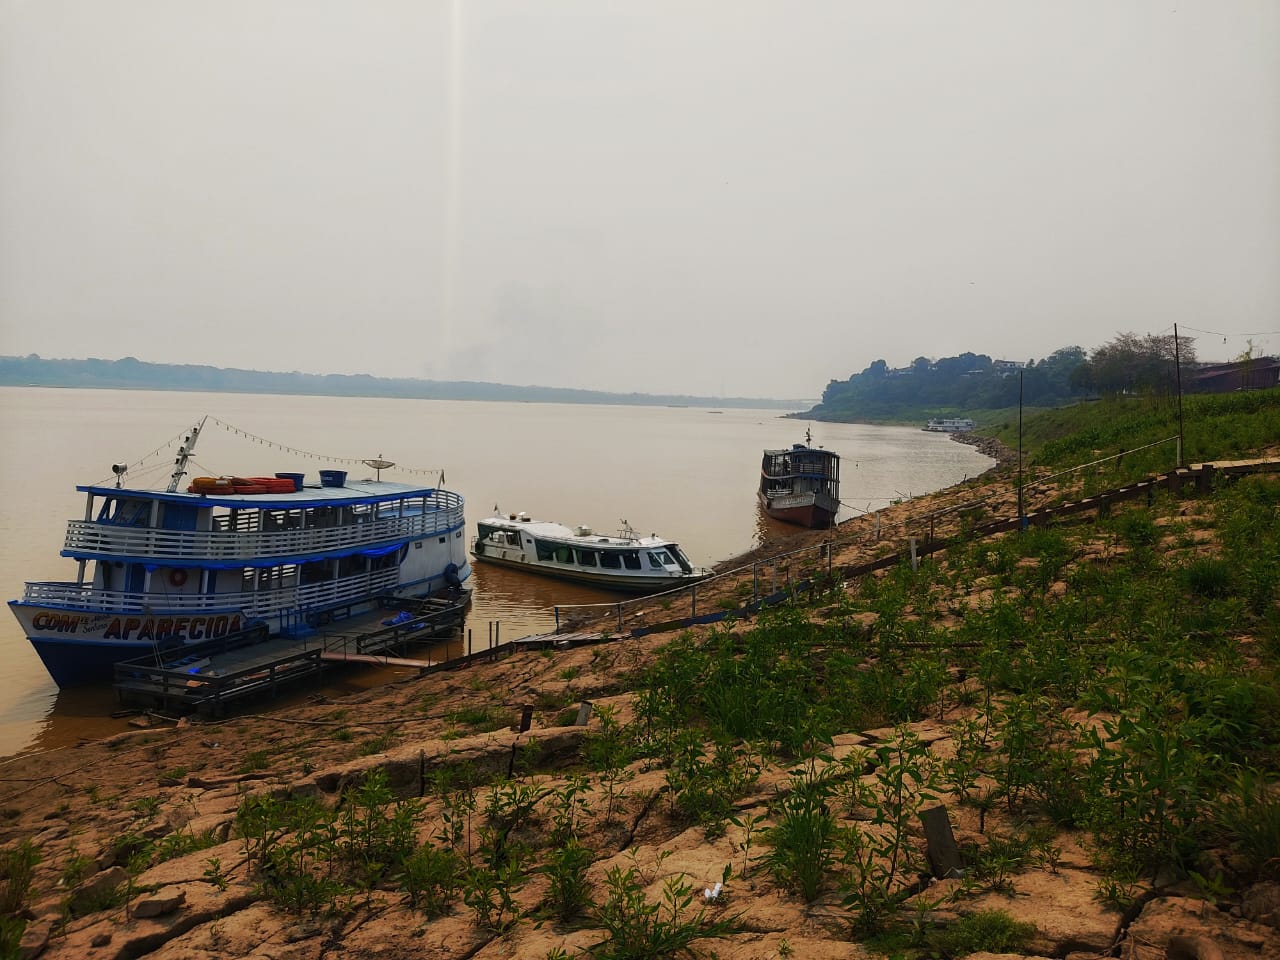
[
  {"xmin": 21, "ymin": 568, "xmax": 403, "ymax": 619},
  {"xmin": 61, "ymin": 496, "xmax": 465, "ymax": 562}
]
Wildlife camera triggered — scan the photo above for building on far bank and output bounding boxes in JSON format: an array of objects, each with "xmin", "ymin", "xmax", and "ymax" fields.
[{"xmin": 1189, "ymin": 357, "xmax": 1280, "ymax": 394}]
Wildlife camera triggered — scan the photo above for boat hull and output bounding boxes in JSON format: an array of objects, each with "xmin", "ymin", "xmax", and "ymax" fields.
[
  {"xmin": 472, "ymin": 552, "xmax": 707, "ymax": 595},
  {"xmin": 9, "ymin": 565, "xmax": 470, "ymax": 686},
  {"xmin": 757, "ymin": 491, "xmax": 839, "ymax": 530},
  {"xmin": 9, "ymin": 600, "xmax": 255, "ymax": 687}
]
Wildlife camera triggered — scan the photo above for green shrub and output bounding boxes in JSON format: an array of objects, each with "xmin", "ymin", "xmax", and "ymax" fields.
[
  {"xmin": 543, "ymin": 839, "xmax": 594, "ymax": 922},
  {"xmin": 399, "ymin": 844, "xmax": 460, "ymax": 917},
  {"xmin": 0, "ymin": 839, "xmax": 40, "ymax": 954},
  {"xmin": 1180, "ymin": 557, "xmax": 1233, "ymax": 598},
  {"xmin": 929, "ymin": 909, "xmax": 1035, "ymax": 958},
  {"xmin": 591, "ymin": 864, "xmax": 739, "ymax": 960}
]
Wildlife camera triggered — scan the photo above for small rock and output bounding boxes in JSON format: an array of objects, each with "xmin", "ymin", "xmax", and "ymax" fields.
[
  {"xmin": 67, "ymin": 866, "xmax": 128, "ymax": 916},
  {"xmin": 131, "ymin": 886, "xmax": 186, "ymax": 918},
  {"xmin": 1240, "ymin": 881, "xmax": 1280, "ymax": 929},
  {"xmin": 17, "ymin": 917, "xmax": 52, "ymax": 960},
  {"xmin": 90, "ymin": 931, "xmax": 112, "ymax": 947},
  {"xmin": 33, "ymin": 823, "xmax": 68, "ymax": 845}
]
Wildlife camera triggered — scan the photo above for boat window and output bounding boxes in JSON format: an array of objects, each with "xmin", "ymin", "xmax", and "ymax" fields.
[
  {"xmin": 554, "ymin": 546, "xmax": 574, "ymax": 564},
  {"xmin": 647, "ymin": 550, "xmax": 673, "ymax": 569},
  {"xmin": 600, "ymin": 551, "xmax": 622, "ymax": 569},
  {"xmin": 671, "ymin": 547, "xmax": 694, "ymax": 574},
  {"xmin": 535, "ymin": 540, "xmax": 556, "ymax": 561},
  {"xmin": 505, "ymin": 531, "xmax": 520, "ymax": 546},
  {"xmin": 622, "ymin": 551, "xmax": 642, "ymax": 570},
  {"xmin": 576, "ymin": 550, "xmax": 598, "ymax": 567}
]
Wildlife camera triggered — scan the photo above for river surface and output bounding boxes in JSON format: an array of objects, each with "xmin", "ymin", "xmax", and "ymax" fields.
[{"xmin": 0, "ymin": 386, "xmax": 992, "ymax": 757}]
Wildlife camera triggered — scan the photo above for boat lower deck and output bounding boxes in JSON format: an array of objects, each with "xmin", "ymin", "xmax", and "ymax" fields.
[
  {"xmin": 112, "ymin": 594, "xmax": 469, "ymax": 715},
  {"xmin": 472, "ymin": 552, "xmax": 706, "ymax": 594}
]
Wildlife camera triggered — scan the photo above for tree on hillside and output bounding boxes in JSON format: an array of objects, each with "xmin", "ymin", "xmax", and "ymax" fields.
[{"xmin": 1078, "ymin": 333, "xmax": 1195, "ymax": 399}]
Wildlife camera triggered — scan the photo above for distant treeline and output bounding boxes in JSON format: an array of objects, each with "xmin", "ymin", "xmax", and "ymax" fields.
[
  {"xmin": 808, "ymin": 347, "xmax": 1090, "ymax": 421},
  {"xmin": 806, "ymin": 334, "xmax": 1213, "ymax": 422},
  {"xmin": 0, "ymin": 355, "xmax": 799, "ymax": 410}
]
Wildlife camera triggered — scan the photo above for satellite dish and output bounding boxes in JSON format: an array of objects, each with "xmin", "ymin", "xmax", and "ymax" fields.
[{"xmin": 362, "ymin": 456, "xmax": 395, "ymax": 480}]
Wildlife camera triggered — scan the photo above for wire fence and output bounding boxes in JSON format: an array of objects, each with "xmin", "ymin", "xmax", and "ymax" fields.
[{"xmin": 549, "ymin": 440, "xmax": 1265, "ymax": 640}]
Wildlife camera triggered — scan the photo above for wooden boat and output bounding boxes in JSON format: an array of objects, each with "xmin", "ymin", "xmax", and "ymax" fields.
[
  {"xmin": 471, "ymin": 513, "xmax": 711, "ymax": 594},
  {"xmin": 758, "ymin": 429, "xmax": 840, "ymax": 529},
  {"xmin": 9, "ymin": 417, "xmax": 470, "ymax": 686}
]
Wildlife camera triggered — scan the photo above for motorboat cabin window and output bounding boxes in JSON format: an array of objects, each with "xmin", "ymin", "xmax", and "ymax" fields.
[
  {"xmin": 554, "ymin": 546, "xmax": 574, "ymax": 564},
  {"xmin": 576, "ymin": 550, "xmax": 598, "ymax": 567},
  {"xmin": 622, "ymin": 551, "xmax": 642, "ymax": 570},
  {"xmin": 600, "ymin": 551, "xmax": 622, "ymax": 569},
  {"xmin": 535, "ymin": 540, "xmax": 555, "ymax": 561},
  {"xmin": 647, "ymin": 550, "xmax": 674, "ymax": 569}
]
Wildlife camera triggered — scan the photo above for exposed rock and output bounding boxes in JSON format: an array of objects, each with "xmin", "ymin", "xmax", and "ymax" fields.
[
  {"xmin": 65, "ymin": 865, "xmax": 127, "ymax": 917},
  {"xmin": 1241, "ymin": 881, "xmax": 1280, "ymax": 929},
  {"xmin": 32, "ymin": 821, "xmax": 69, "ymax": 845},
  {"xmin": 1122, "ymin": 895, "xmax": 1280, "ymax": 960},
  {"xmin": 130, "ymin": 885, "xmax": 186, "ymax": 918},
  {"xmin": 17, "ymin": 917, "xmax": 52, "ymax": 960},
  {"xmin": 937, "ymin": 867, "xmax": 1117, "ymax": 957}
]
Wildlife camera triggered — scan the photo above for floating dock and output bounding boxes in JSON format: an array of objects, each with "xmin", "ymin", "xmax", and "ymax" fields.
[{"xmin": 112, "ymin": 594, "xmax": 467, "ymax": 715}]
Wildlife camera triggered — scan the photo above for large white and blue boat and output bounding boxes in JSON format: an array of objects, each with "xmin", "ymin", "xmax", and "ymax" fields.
[{"xmin": 9, "ymin": 419, "xmax": 470, "ymax": 686}]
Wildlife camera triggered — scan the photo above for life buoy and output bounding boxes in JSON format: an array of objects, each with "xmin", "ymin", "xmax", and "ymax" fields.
[{"xmin": 169, "ymin": 569, "xmax": 188, "ymax": 588}]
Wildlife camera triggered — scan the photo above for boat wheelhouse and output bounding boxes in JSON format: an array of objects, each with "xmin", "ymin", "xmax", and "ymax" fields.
[
  {"xmin": 758, "ymin": 430, "xmax": 841, "ymax": 529},
  {"xmin": 471, "ymin": 513, "xmax": 711, "ymax": 593},
  {"xmin": 923, "ymin": 418, "xmax": 976, "ymax": 432},
  {"xmin": 9, "ymin": 419, "xmax": 470, "ymax": 686}
]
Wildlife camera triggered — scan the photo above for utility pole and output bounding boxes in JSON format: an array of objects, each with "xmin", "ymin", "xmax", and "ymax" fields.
[
  {"xmin": 1017, "ymin": 369, "xmax": 1025, "ymax": 530},
  {"xmin": 1174, "ymin": 323, "xmax": 1185, "ymax": 468}
]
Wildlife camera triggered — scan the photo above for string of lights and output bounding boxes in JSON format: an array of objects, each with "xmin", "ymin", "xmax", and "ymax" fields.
[
  {"xmin": 91, "ymin": 416, "xmax": 446, "ymax": 487},
  {"xmin": 89, "ymin": 425, "xmax": 193, "ymax": 486},
  {"xmin": 204, "ymin": 416, "xmax": 446, "ymax": 480}
]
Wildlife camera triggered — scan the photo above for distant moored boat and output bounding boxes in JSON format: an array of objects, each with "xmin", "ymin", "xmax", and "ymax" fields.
[{"xmin": 758, "ymin": 429, "xmax": 840, "ymax": 529}]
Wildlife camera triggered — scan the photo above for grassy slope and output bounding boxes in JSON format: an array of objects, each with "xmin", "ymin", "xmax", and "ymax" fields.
[{"xmin": 985, "ymin": 388, "xmax": 1280, "ymax": 476}]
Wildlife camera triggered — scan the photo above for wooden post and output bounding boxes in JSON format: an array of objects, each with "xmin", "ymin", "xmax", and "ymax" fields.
[
  {"xmin": 519, "ymin": 704, "xmax": 533, "ymax": 733},
  {"xmin": 920, "ymin": 805, "xmax": 964, "ymax": 879},
  {"xmin": 909, "ymin": 537, "xmax": 918, "ymax": 572},
  {"xmin": 575, "ymin": 700, "xmax": 594, "ymax": 726}
]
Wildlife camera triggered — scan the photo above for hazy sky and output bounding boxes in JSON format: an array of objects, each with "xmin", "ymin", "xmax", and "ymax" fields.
[{"xmin": 1, "ymin": 1, "xmax": 1277, "ymax": 398}]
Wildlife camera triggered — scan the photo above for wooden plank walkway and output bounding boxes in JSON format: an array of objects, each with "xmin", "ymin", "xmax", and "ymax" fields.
[
  {"xmin": 114, "ymin": 593, "xmax": 470, "ymax": 714},
  {"xmin": 510, "ymin": 631, "xmax": 603, "ymax": 650},
  {"xmin": 319, "ymin": 650, "xmax": 438, "ymax": 669}
]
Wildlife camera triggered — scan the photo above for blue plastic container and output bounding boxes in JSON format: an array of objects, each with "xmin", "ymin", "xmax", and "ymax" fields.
[
  {"xmin": 319, "ymin": 470, "xmax": 347, "ymax": 488},
  {"xmin": 275, "ymin": 472, "xmax": 305, "ymax": 491}
]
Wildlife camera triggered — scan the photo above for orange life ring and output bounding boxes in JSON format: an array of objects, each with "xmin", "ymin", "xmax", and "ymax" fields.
[{"xmin": 169, "ymin": 569, "xmax": 188, "ymax": 588}]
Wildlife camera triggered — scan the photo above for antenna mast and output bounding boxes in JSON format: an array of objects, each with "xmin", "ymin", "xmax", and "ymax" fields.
[{"xmin": 167, "ymin": 416, "xmax": 207, "ymax": 493}]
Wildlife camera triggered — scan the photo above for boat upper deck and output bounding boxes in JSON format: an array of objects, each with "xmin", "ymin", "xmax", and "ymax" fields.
[
  {"xmin": 476, "ymin": 516, "xmax": 676, "ymax": 548},
  {"xmin": 62, "ymin": 484, "xmax": 465, "ymax": 565}
]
